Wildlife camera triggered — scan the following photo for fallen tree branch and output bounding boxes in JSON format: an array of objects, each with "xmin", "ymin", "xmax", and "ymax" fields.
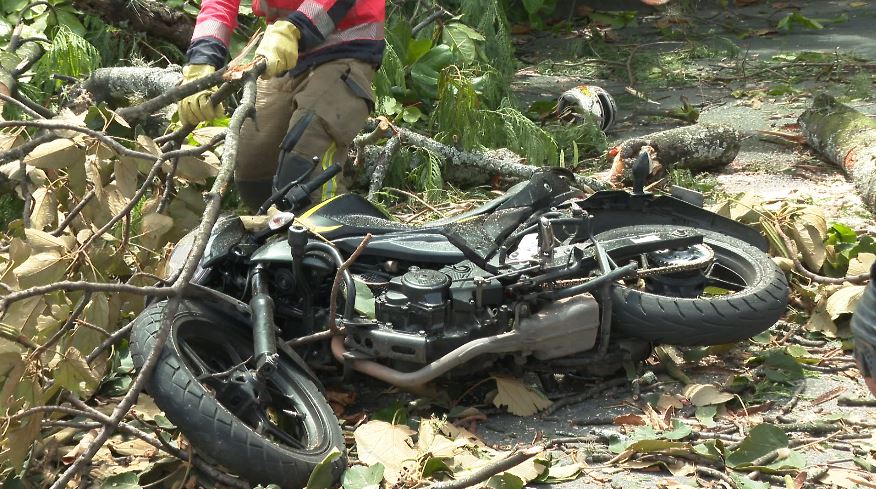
[
  {"xmin": 72, "ymin": 0, "xmax": 195, "ymax": 50},
  {"xmin": 799, "ymin": 93, "xmax": 876, "ymax": 210},
  {"xmin": 423, "ymin": 445, "xmax": 544, "ymax": 489},
  {"xmin": 775, "ymin": 225, "xmax": 871, "ymax": 285},
  {"xmin": 45, "ymin": 65, "xmax": 261, "ymax": 489},
  {"xmin": 329, "ymin": 234, "xmax": 372, "ymax": 332},
  {"xmin": 608, "ymin": 123, "xmax": 741, "ymax": 186},
  {"xmin": 353, "ymin": 121, "xmax": 609, "ymax": 192}
]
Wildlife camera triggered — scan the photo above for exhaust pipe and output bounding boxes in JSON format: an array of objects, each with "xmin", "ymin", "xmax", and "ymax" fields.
[
  {"xmin": 331, "ymin": 294, "xmax": 601, "ymax": 390},
  {"xmin": 331, "ymin": 333, "xmax": 520, "ymax": 390}
]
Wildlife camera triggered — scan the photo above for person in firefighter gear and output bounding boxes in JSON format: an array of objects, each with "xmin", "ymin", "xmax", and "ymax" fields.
[{"xmin": 178, "ymin": 0, "xmax": 385, "ymax": 210}]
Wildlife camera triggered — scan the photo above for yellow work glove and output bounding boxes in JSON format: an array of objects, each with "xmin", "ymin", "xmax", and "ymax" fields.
[
  {"xmin": 255, "ymin": 20, "xmax": 301, "ymax": 79},
  {"xmin": 178, "ymin": 64, "xmax": 224, "ymax": 126}
]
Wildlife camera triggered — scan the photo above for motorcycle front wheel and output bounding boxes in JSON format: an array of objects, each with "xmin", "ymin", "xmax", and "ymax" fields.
[
  {"xmin": 129, "ymin": 300, "xmax": 344, "ymax": 488},
  {"xmin": 595, "ymin": 224, "xmax": 789, "ymax": 346}
]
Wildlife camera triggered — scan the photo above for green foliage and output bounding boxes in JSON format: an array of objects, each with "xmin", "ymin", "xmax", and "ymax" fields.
[
  {"xmin": 0, "ymin": 188, "xmax": 24, "ymax": 229},
  {"xmin": 459, "ymin": 0, "xmax": 515, "ymax": 81},
  {"xmin": 33, "ymin": 24, "xmax": 101, "ymax": 89},
  {"xmin": 823, "ymin": 223, "xmax": 876, "ymax": 276}
]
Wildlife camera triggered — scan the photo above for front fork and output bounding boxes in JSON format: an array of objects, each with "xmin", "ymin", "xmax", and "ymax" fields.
[{"xmin": 250, "ymin": 263, "xmax": 279, "ymax": 378}]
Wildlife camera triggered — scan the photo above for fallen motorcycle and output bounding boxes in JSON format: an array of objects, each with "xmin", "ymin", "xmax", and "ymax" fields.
[{"xmin": 129, "ymin": 152, "xmax": 788, "ymax": 487}]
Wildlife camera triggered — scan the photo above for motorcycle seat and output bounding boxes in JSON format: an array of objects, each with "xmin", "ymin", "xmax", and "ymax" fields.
[{"xmin": 297, "ymin": 179, "xmax": 531, "ymax": 239}]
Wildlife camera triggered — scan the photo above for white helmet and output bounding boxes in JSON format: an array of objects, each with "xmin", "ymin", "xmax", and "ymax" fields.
[{"xmin": 557, "ymin": 85, "xmax": 618, "ymax": 132}]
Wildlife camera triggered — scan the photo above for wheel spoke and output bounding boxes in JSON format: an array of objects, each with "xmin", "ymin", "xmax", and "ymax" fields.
[
  {"xmin": 180, "ymin": 342, "xmax": 213, "ymax": 377},
  {"xmin": 705, "ymin": 262, "xmax": 746, "ymax": 290},
  {"xmin": 254, "ymin": 410, "xmax": 306, "ymax": 449}
]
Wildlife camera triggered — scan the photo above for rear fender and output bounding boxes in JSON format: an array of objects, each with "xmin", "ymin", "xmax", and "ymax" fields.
[{"xmin": 580, "ymin": 190, "xmax": 768, "ymax": 252}]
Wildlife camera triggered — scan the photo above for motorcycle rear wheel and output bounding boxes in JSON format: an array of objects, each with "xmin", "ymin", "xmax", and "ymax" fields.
[
  {"xmin": 595, "ymin": 224, "xmax": 788, "ymax": 346},
  {"xmin": 129, "ymin": 300, "xmax": 344, "ymax": 488}
]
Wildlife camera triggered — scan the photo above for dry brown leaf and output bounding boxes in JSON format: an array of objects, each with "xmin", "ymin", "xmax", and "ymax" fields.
[
  {"xmin": 353, "ymin": 420, "xmax": 417, "ymax": 485},
  {"xmin": 23, "ymin": 138, "xmax": 85, "ymax": 170},
  {"xmin": 614, "ymin": 414, "xmax": 647, "ymax": 426},
  {"xmin": 682, "ymin": 384, "xmax": 734, "ymax": 406},
  {"xmin": 805, "ymin": 299, "xmax": 837, "ymax": 336},
  {"xmin": 491, "ymin": 376, "xmax": 552, "ymax": 416},
  {"xmin": 826, "ymin": 285, "xmax": 866, "ymax": 320},
  {"xmin": 848, "ymin": 253, "xmax": 875, "ymax": 276}
]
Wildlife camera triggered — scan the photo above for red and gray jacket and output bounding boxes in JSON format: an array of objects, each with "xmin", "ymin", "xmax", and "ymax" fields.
[{"xmin": 187, "ymin": 0, "xmax": 384, "ymax": 75}]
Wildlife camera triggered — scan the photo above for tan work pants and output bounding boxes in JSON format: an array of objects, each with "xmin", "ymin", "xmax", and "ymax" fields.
[{"xmin": 235, "ymin": 58, "xmax": 375, "ymax": 211}]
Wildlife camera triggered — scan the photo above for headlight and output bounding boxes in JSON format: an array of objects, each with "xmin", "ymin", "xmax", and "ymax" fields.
[{"xmin": 164, "ymin": 229, "xmax": 199, "ymax": 280}]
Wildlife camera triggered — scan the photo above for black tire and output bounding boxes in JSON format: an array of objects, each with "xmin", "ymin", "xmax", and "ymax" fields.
[
  {"xmin": 595, "ymin": 225, "xmax": 789, "ymax": 346},
  {"xmin": 129, "ymin": 299, "xmax": 345, "ymax": 488}
]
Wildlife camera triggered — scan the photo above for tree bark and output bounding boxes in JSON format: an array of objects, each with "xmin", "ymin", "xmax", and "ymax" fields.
[
  {"xmin": 77, "ymin": 66, "xmax": 183, "ymax": 104},
  {"xmin": 354, "ymin": 124, "xmax": 610, "ymax": 192},
  {"xmin": 73, "ymin": 0, "xmax": 195, "ymax": 50},
  {"xmin": 608, "ymin": 123, "xmax": 741, "ymax": 184},
  {"xmin": 799, "ymin": 93, "xmax": 876, "ymax": 210}
]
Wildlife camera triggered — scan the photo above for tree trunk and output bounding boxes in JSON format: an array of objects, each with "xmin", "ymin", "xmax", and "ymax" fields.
[
  {"xmin": 799, "ymin": 94, "xmax": 876, "ymax": 210},
  {"xmin": 73, "ymin": 0, "xmax": 195, "ymax": 51}
]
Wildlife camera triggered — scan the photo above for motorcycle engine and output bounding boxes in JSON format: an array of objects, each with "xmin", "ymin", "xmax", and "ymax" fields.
[
  {"xmin": 378, "ymin": 269, "xmax": 451, "ymax": 333},
  {"xmin": 345, "ymin": 261, "xmax": 505, "ymax": 363}
]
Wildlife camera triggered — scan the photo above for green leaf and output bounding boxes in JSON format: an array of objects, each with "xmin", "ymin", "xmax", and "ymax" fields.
[
  {"xmin": 663, "ymin": 420, "xmax": 692, "ymax": 440},
  {"xmin": 401, "ymin": 106, "xmax": 424, "ymax": 124},
  {"xmin": 101, "ymin": 472, "xmax": 141, "ymax": 489},
  {"xmin": 410, "ymin": 45, "xmax": 454, "ymax": 99},
  {"xmin": 353, "ymin": 277, "xmax": 376, "ymax": 318},
  {"xmin": 695, "ymin": 405, "xmax": 718, "ymax": 427},
  {"xmin": 763, "ymin": 350, "xmax": 805, "ymax": 383},
  {"xmin": 521, "ymin": 0, "xmax": 545, "ymax": 14},
  {"xmin": 54, "ymin": 347, "xmax": 99, "ymax": 395},
  {"xmin": 827, "ymin": 223, "xmax": 857, "ymax": 245},
  {"xmin": 731, "ymin": 473, "xmax": 770, "ymax": 489},
  {"xmin": 406, "ymin": 38, "xmax": 432, "ymax": 66},
  {"xmin": 342, "ymin": 463, "xmax": 384, "ymax": 489},
  {"xmin": 485, "ymin": 473, "xmax": 525, "ymax": 489},
  {"xmin": 306, "ymin": 448, "xmax": 343, "ymax": 489},
  {"xmin": 54, "ymin": 7, "xmax": 87, "ymax": 37},
  {"xmin": 421, "ymin": 456, "xmax": 450, "ymax": 478},
  {"xmin": 726, "ymin": 424, "xmax": 788, "ymax": 468},
  {"xmin": 442, "ymin": 22, "xmax": 484, "ymax": 64}
]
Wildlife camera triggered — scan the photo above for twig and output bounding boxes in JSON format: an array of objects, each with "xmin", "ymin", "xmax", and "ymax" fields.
[
  {"xmin": 367, "ymin": 134, "xmax": 402, "ymax": 199},
  {"xmin": 115, "ymin": 66, "xmax": 228, "ymax": 123},
  {"xmin": 542, "ymin": 377, "xmax": 627, "ymax": 416},
  {"xmin": 412, "ymin": 7, "xmax": 450, "ymax": 36},
  {"xmin": 328, "ymin": 234, "xmax": 372, "ymax": 332},
  {"xmin": 86, "ymin": 323, "xmax": 133, "ymax": 363},
  {"xmin": 838, "ymin": 396, "xmax": 876, "ymax": 407},
  {"xmin": 385, "ymin": 187, "xmax": 446, "ymax": 217},
  {"xmin": 803, "ymin": 363, "xmax": 856, "ymax": 373},
  {"xmin": 776, "ymin": 225, "xmax": 870, "ymax": 285},
  {"xmin": 696, "ymin": 466, "xmax": 737, "ymax": 488},
  {"xmin": 423, "ymin": 445, "xmax": 544, "ymax": 489},
  {"xmin": 782, "ymin": 379, "xmax": 806, "ymax": 415},
  {"xmin": 46, "ymin": 62, "xmax": 262, "ymax": 489},
  {"xmin": 0, "ymin": 93, "xmax": 45, "ymax": 119},
  {"xmin": 285, "ymin": 326, "xmax": 346, "ymax": 348},
  {"xmin": 0, "ymin": 281, "xmax": 171, "ymax": 314},
  {"xmin": 28, "ymin": 292, "xmax": 91, "ymax": 361},
  {"xmin": 50, "ymin": 190, "xmax": 95, "ymax": 236}
]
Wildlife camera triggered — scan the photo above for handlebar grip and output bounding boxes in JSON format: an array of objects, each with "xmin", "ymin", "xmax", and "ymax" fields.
[{"xmin": 302, "ymin": 162, "xmax": 342, "ymax": 195}]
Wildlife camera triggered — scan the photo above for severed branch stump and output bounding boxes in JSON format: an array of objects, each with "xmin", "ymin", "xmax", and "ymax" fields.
[
  {"xmin": 608, "ymin": 123, "xmax": 741, "ymax": 185},
  {"xmin": 799, "ymin": 93, "xmax": 876, "ymax": 210}
]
